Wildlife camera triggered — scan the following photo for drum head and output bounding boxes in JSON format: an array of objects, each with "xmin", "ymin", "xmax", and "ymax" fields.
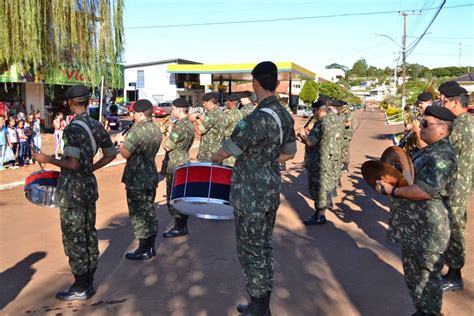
[{"xmin": 171, "ymin": 198, "xmax": 234, "ymax": 220}]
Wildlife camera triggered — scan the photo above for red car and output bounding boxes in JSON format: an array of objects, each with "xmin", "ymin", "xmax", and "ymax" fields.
[
  {"xmin": 126, "ymin": 101, "xmax": 135, "ymax": 113},
  {"xmin": 152, "ymin": 106, "xmax": 166, "ymax": 117}
]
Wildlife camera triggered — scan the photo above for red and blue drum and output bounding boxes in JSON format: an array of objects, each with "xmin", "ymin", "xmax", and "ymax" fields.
[
  {"xmin": 24, "ymin": 170, "xmax": 60, "ymax": 208},
  {"xmin": 170, "ymin": 162, "xmax": 233, "ymax": 220}
]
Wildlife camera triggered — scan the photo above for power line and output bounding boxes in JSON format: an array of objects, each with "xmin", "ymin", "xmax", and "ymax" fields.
[{"xmin": 125, "ymin": 3, "xmax": 473, "ymax": 30}]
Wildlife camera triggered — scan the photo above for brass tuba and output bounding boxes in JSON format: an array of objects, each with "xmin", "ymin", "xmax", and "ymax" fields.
[{"xmin": 398, "ymin": 108, "xmax": 423, "ymax": 155}]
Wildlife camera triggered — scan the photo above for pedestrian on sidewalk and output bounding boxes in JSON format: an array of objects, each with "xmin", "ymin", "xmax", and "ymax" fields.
[
  {"xmin": 53, "ymin": 112, "xmax": 65, "ymax": 159},
  {"xmin": 6, "ymin": 116, "xmax": 19, "ymax": 169},
  {"xmin": 32, "ymin": 110, "xmax": 42, "ymax": 152},
  {"xmin": 16, "ymin": 119, "xmax": 29, "ymax": 167}
]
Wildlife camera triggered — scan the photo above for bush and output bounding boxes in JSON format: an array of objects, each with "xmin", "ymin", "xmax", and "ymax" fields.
[{"xmin": 385, "ymin": 106, "xmax": 402, "ymax": 117}]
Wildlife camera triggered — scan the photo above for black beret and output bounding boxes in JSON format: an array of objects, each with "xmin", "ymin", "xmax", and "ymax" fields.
[
  {"xmin": 172, "ymin": 98, "xmax": 189, "ymax": 108},
  {"xmin": 438, "ymin": 81, "xmax": 459, "ymax": 95},
  {"xmin": 202, "ymin": 92, "xmax": 219, "ymax": 101},
  {"xmin": 424, "ymin": 105, "xmax": 456, "ymax": 122},
  {"xmin": 65, "ymin": 85, "xmax": 90, "ymax": 100},
  {"xmin": 227, "ymin": 94, "xmax": 241, "ymax": 102},
  {"xmin": 417, "ymin": 92, "xmax": 433, "ymax": 102},
  {"xmin": 251, "ymin": 61, "xmax": 278, "ymax": 76},
  {"xmin": 331, "ymin": 99, "xmax": 344, "ymax": 107},
  {"xmin": 441, "ymin": 85, "xmax": 468, "ymax": 98},
  {"xmin": 312, "ymin": 95, "xmax": 332, "ymax": 108},
  {"xmin": 134, "ymin": 99, "xmax": 153, "ymax": 112},
  {"xmin": 240, "ymin": 91, "xmax": 252, "ymax": 98}
]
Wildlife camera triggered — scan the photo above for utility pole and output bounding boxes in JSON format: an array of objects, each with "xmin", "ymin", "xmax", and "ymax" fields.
[
  {"xmin": 458, "ymin": 42, "xmax": 462, "ymax": 67},
  {"xmin": 399, "ymin": 11, "xmax": 420, "ymax": 109}
]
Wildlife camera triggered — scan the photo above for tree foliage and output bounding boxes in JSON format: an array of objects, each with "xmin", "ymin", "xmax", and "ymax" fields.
[
  {"xmin": 349, "ymin": 58, "xmax": 368, "ymax": 77},
  {"xmin": 0, "ymin": 0, "xmax": 124, "ymax": 87},
  {"xmin": 317, "ymin": 82, "xmax": 360, "ymax": 104},
  {"xmin": 299, "ymin": 80, "xmax": 318, "ymax": 105}
]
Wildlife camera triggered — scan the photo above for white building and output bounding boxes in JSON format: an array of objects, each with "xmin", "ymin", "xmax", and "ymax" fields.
[
  {"xmin": 124, "ymin": 58, "xmax": 201, "ymax": 105},
  {"xmin": 316, "ymin": 68, "xmax": 345, "ymax": 83}
]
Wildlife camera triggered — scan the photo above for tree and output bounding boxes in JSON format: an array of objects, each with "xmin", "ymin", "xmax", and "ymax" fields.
[
  {"xmin": 325, "ymin": 63, "xmax": 349, "ymax": 72},
  {"xmin": 299, "ymin": 80, "xmax": 318, "ymax": 105},
  {"xmin": 317, "ymin": 82, "xmax": 360, "ymax": 104},
  {"xmin": 350, "ymin": 58, "xmax": 369, "ymax": 77},
  {"xmin": 0, "ymin": 1, "xmax": 124, "ymax": 86}
]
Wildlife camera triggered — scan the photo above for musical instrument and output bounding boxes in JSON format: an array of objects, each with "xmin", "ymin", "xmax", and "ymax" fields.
[
  {"xmin": 157, "ymin": 116, "xmax": 172, "ymax": 135},
  {"xmin": 170, "ymin": 162, "xmax": 233, "ymax": 220},
  {"xmin": 381, "ymin": 146, "xmax": 414, "ymax": 185},
  {"xmin": 361, "ymin": 146, "xmax": 414, "ymax": 190},
  {"xmin": 24, "ymin": 170, "xmax": 60, "ymax": 207},
  {"xmin": 397, "ymin": 109, "xmax": 423, "ymax": 154}
]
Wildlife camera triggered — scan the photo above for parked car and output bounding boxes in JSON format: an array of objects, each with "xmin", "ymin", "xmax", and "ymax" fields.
[
  {"xmin": 104, "ymin": 104, "xmax": 129, "ymax": 116},
  {"xmin": 152, "ymin": 106, "xmax": 167, "ymax": 117},
  {"xmin": 158, "ymin": 101, "xmax": 173, "ymax": 115},
  {"xmin": 296, "ymin": 105, "xmax": 313, "ymax": 118}
]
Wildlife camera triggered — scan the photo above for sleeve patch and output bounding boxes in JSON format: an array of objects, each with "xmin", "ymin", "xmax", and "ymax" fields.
[{"xmin": 436, "ymin": 161, "xmax": 447, "ymax": 170}]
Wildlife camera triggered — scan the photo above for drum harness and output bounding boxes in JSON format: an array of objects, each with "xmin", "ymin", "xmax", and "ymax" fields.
[{"xmin": 259, "ymin": 108, "xmax": 283, "ymax": 146}]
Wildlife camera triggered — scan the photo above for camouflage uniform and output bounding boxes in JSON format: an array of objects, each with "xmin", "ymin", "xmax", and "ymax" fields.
[
  {"xmin": 326, "ymin": 111, "xmax": 344, "ymax": 190},
  {"xmin": 164, "ymin": 117, "xmax": 195, "ymax": 220},
  {"xmin": 122, "ymin": 118, "xmax": 162, "ymax": 239},
  {"xmin": 341, "ymin": 110, "xmax": 353, "ymax": 166},
  {"xmin": 240, "ymin": 101, "xmax": 256, "ymax": 118},
  {"xmin": 388, "ymin": 138, "xmax": 457, "ymax": 314},
  {"xmin": 223, "ymin": 107, "xmax": 243, "ymax": 167},
  {"xmin": 445, "ymin": 112, "xmax": 474, "ymax": 269},
  {"xmin": 223, "ymin": 96, "xmax": 296, "ymax": 298},
  {"xmin": 55, "ymin": 112, "xmax": 115, "ymax": 275},
  {"xmin": 306, "ymin": 115, "xmax": 333, "ymax": 208},
  {"xmin": 197, "ymin": 106, "xmax": 224, "ymax": 162}
]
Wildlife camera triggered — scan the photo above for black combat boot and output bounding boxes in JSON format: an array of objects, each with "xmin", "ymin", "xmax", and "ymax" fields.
[
  {"xmin": 162, "ymin": 218, "xmax": 188, "ymax": 238},
  {"xmin": 237, "ymin": 294, "xmax": 270, "ymax": 316},
  {"xmin": 303, "ymin": 208, "xmax": 327, "ymax": 225},
  {"xmin": 125, "ymin": 235, "xmax": 156, "ymax": 260},
  {"xmin": 442, "ymin": 268, "xmax": 463, "ymax": 292},
  {"xmin": 342, "ymin": 163, "xmax": 349, "ymax": 173},
  {"xmin": 56, "ymin": 273, "xmax": 95, "ymax": 301}
]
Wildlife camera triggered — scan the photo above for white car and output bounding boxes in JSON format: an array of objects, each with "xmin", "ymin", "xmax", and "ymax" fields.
[{"xmin": 296, "ymin": 105, "xmax": 313, "ymax": 118}]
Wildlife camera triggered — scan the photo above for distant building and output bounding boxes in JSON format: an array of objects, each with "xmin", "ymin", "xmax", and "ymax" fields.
[
  {"xmin": 316, "ymin": 68, "xmax": 345, "ymax": 83},
  {"xmin": 455, "ymin": 72, "xmax": 474, "ymax": 103},
  {"xmin": 124, "ymin": 58, "xmax": 201, "ymax": 105}
]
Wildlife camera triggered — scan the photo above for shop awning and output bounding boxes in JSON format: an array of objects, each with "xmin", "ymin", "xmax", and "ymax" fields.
[{"xmin": 167, "ymin": 61, "xmax": 315, "ymax": 81}]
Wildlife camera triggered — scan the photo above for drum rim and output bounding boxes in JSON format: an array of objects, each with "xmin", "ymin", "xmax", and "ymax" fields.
[
  {"xmin": 174, "ymin": 162, "xmax": 233, "ymax": 171},
  {"xmin": 24, "ymin": 188, "xmax": 59, "ymax": 208},
  {"xmin": 170, "ymin": 197, "xmax": 231, "ymax": 206}
]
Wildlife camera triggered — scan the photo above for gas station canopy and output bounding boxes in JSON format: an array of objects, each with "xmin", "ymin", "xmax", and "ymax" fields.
[{"xmin": 167, "ymin": 61, "xmax": 315, "ymax": 81}]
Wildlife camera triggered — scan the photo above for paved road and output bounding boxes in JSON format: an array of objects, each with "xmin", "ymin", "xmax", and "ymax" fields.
[{"xmin": 0, "ymin": 110, "xmax": 472, "ymax": 315}]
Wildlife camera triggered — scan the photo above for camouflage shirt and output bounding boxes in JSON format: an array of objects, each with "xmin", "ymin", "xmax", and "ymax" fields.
[
  {"xmin": 164, "ymin": 117, "xmax": 195, "ymax": 173},
  {"xmin": 224, "ymin": 107, "xmax": 244, "ymax": 139},
  {"xmin": 223, "ymin": 96, "xmax": 297, "ymax": 212},
  {"xmin": 342, "ymin": 111, "xmax": 353, "ymax": 139},
  {"xmin": 197, "ymin": 106, "xmax": 225, "ymax": 162},
  {"xmin": 122, "ymin": 118, "xmax": 162, "ymax": 190},
  {"xmin": 55, "ymin": 112, "xmax": 115, "ymax": 207},
  {"xmin": 388, "ymin": 138, "xmax": 457, "ymax": 253},
  {"xmin": 449, "ymin": 112, "xmax": 474, "ymax": 214},
  {"xmin": 240, "ymin": 101, "xmax": 256, "ymax": 118}
]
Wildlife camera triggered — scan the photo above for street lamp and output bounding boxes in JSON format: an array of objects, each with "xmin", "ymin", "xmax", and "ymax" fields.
[{"xmin": 375, "ymin": 33, "xmax": 406, "ymax": 109}]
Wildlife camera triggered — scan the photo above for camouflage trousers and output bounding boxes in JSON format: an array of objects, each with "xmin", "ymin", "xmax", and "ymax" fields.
[
  {"xmin": 60, "ymin": 204, "xmax": 99, "ymax": 275},
  {"xmin": 235, "ymin": 207, "xmax": 277, "ymax": 298},
  {"xmin": 402, "ymin": 247, "xmax": 445, "ymax": 314},
  {"xmin": 165, "ymin": 174, "xmax": 189, "ymax": 220},
  {"xmin": 126, "ymin": 189, "xmax": 158, "ymax": 239},
  {"xmin": 445, "ymin": 207, "xmax": 467, "ymax": 269},
  {"xmin": 341, "ymin": 138, "xmax": 351, "ymax": 164},
  {"xmin": 307, "ymin": 167, "xmax": 332, "ymax": 209}
]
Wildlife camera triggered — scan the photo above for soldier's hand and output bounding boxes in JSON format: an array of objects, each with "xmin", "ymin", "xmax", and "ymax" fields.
[
  {"xmin": 33, "ymin": 152, "xmax": 50, "ymax": 163},
  {"xmin": 376, "ymin": 180, "xmax": 393, "ymax": 196},
  {"xmin": 412, "ymin": 120, "xmax": 421, "ymax": 134}
]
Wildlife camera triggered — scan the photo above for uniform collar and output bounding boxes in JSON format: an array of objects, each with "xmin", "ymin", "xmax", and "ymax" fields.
[
  {"xmin": 257, "ymin": 96, "xmax": 278, "ymax": 108},
  {"xmin": 136, "ymin": 117, "xmax": 153, "ymax": 126}
]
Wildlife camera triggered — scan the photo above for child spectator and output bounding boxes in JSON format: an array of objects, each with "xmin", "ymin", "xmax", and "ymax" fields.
[
  {"xmin": 17, "ymin": 120, "xmax": 28, "ymax": 167},
  {"xmin": 32, "ymin": 110, "xmax": 42, "ymax": 152},
  {"xmin": 7, "ymin": 116, "xmax": 19, "ymax": 169},
  {"xmin": 53, "ymin": 112, "xmax": 65, "ymax": 159},
  {"xmin": 0, "ymin": 115, "xmax": 7, "ymax": 171}
]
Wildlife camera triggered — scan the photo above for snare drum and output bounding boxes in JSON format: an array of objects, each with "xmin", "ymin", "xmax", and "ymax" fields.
[
  {"xmin": 24, "ymin": 170, "xmax": 60, "ymax": 208},
  {"xmin": 170, "ymin": 162, "xmax": 233, "ymax": 220}
]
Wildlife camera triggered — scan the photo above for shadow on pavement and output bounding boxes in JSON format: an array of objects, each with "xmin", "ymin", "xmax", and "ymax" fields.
[{"xmin": 0, "ymin": 252, "xmax": 47, "ymax": 310}]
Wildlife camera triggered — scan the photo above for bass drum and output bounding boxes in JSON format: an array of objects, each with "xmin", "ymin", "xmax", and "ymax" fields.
[{"xmin": 24, "ymin": 170, "xmax": 60, "ymax": 208}]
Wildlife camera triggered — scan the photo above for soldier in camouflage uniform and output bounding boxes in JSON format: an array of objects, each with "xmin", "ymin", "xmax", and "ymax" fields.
[
  {"xmin": 33, "ymin": 85, "xmax": 116, "ymax": 301},
  {"xmin": 212, "ymin": 62, "xmax": 296, "ymax": 316},
  {"xmin": 162, "ymin": 98, "xmax": 195, "ymax": 238},
  {"xmin": 378, "ymin": 106, "xmax": 458, "ymax": 315},
  {"xmin": 439, "ymin": 84, "xmax": 474, "ymax": 292},
  {"xmin": 239, "ymin": 90, "xmax": 256, "ymax": 117},
  {"xmin": 340, "ymin": 103, "xmax": 353, "ymax": 173},
  {"xmin": 223, "ymin": 93, "xmax": 243, "ymax": 167},
  {"xmin": 116, "ymin": 99, "xmax": 162, "ymax": 260},
  {"xmin": 298, "ymin": 95, "xmax": 333, "ymax": 225},
  {"xmin": 189, "ymin": 92, "xmax": 224, "ymax": 162}
]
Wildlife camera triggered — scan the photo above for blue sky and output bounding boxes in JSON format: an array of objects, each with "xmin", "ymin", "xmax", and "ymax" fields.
[{"xmin": 123, "ymin": 0, "xmax": 474, "ymax": 72}]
